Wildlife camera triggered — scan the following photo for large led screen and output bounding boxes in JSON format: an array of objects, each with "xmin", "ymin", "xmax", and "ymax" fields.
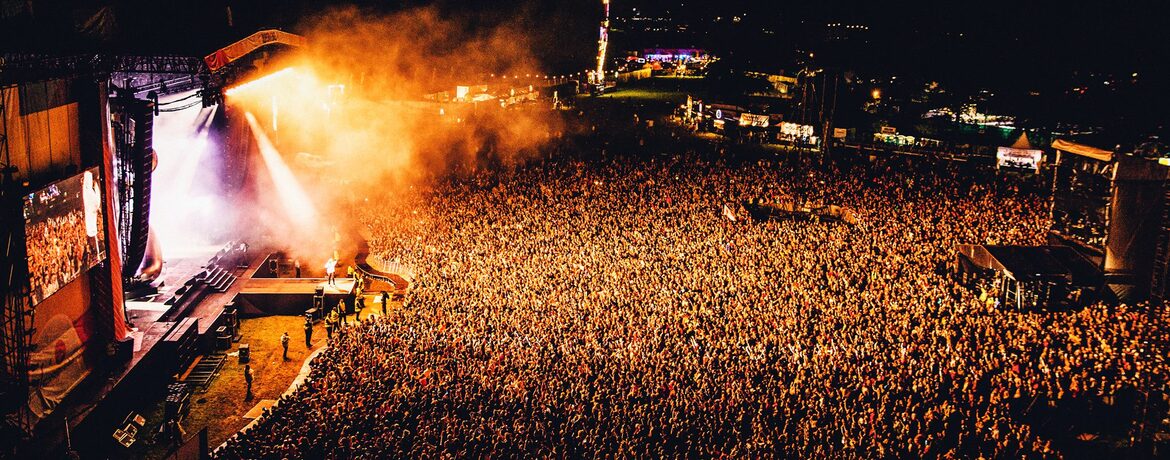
[{"xmin": 23, "ymin": 168, "xmax": 107, "ymax": 305}]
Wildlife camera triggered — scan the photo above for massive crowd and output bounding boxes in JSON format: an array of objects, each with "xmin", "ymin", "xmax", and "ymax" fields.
[
  {"xmin": 26, "ymin": 209, "xmax": 95, "ymax": 304},
  {"xmin": 215, "ymin": 150, "xmax": 1169, "ymax": 459}
]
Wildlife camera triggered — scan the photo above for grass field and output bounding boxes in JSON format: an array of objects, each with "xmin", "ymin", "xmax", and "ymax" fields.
[
  {"xmin": 595, "ymin": 87, "xmax": 690, "ymax": 104},
  {"xmin": 583, "ymin": 75, "xmax": 707, "ymax": 106}
]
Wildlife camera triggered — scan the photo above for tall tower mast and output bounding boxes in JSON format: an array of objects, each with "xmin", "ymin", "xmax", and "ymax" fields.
[{"xmin": 593, "ymin": 0, "xmax": 610, "ymax": 85}]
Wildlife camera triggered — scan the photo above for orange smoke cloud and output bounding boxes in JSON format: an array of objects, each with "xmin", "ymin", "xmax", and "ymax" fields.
[{"xmin": 222, "ymin": 6, "xmax": 563, "ymax": 258}]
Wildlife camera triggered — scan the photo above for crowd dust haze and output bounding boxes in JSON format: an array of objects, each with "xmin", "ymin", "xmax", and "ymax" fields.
[{"xmin": 222, "ymin": 6, "xmax": 563, "ymax": 260}]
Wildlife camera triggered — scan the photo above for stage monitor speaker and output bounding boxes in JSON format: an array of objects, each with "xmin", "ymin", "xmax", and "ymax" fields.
[
  {"xmin": 114, "ymin": 337, "xmax": 134, "ymax": 363},
  {"xmin": 225, "ymin": 306, "xmax": 239, "ymax": 336}
]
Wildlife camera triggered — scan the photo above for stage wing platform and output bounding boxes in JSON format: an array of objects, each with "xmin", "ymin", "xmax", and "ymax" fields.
[{"xmin": 235, "ymin": 278, "xmax": 356, "ymax": 317}]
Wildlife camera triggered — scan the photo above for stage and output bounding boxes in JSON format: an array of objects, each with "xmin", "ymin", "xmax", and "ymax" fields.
[{"xmin": 235, "ymin": 277, "xmax": 357, "ymax": 317}]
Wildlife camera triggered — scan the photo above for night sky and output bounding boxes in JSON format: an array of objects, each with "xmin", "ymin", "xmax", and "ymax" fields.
[
  {"xmin": 3, "ymin": 0, "xmax": 1163, "ymax": 78},
  {"xmin": 2, "ymin": 0, "xmax": 1166, "ymax": 132},
  {"xmin": 616, "ymin": 1, "xmax": 1165, "ymax": 82}
]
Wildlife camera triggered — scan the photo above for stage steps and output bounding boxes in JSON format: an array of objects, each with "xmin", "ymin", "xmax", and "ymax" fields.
[
  {"xmin": 181, "ymin": 353, "xmax": 227, "ymax": 393},
  {"xmin": 201, "ymin": 265, "xmax": 238, "ymax": 293}
]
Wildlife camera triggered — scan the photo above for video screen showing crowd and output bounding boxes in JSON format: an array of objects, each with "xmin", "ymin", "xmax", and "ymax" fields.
[
  {"xmin": 23, "ymin": 168, "xmax": 107, "ymax": 305},
  {"xmin": 214, "ymin": 148, "xmax": 1169, "ymax": 459}
]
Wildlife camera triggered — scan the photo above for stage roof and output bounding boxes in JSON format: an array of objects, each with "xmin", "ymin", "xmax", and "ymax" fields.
[
  {"xmin": 1052, "ymin": 139, "xmax": 1114, "ymax": 162},
  {"xmin": 960, "ymin": 244, "xmax": 1101, "ymax": 284}
]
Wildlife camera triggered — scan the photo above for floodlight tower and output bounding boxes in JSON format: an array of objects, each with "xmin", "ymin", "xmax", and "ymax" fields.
[{"xmin": 593, "ymin": 0, "xmax": 610, "ymax": 85}]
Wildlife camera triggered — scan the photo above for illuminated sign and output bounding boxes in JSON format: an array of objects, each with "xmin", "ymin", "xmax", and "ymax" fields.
[
  {"xmin": 781, "ymin": 122, "xmax": 814, "ymax": 137},
  {"xmin": 739, "ymin": 113, "xmax": 770, "ymax": 128},
  {"xmin": 996, "ymin": 147, "xmax": 1043, "ymax": 172}
]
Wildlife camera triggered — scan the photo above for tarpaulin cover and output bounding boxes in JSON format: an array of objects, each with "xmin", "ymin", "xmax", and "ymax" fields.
[
  {"xmin": 1052, "ymin": 139, "xmax": 1113, "ymax": 162},
  {"xmin": 1, "ymin": 83, "xmax": 83, "ymax": 187},
  {"xmin": 27, "ymin": 276, "xmax": 97, "ymax": 423}
]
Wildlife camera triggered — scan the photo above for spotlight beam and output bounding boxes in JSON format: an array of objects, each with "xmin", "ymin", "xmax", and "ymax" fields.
[
  {"xmin": 244, "ymin": 111, "xmax": 318, "ymax": 227},
  {"xmin": 225, "ymin": 67, "xmax": 297, "ymax": 97}
]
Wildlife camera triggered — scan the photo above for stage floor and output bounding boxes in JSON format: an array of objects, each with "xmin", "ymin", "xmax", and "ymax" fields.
[
  {"xmin": 240, "ymin": 278, "xmax": 356, "ymax": 295},
  {"xmin": 125, "ymin": 300, "xmax": 170, "ymax": 325}
]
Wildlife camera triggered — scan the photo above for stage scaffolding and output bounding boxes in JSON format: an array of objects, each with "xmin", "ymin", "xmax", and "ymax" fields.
[{"xmin": 0, "ymin": 90, "xmax": 34, "ymax": 438}]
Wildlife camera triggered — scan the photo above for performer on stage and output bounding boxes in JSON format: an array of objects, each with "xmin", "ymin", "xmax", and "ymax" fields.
[{"xmin": 325, "ymin": 257, "xmax": 338, "ymax": 286}]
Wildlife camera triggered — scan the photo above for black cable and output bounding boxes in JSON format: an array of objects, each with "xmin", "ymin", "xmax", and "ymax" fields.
[
  {"xmin": 159, "ymin": 100, "xmax": 203, "ymax": 113},
  {"xmin": 157, "ymin": 92, "xmax": 201, "ymax": 106}
]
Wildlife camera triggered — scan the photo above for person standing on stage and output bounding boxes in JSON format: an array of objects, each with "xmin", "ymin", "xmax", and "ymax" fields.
[
  {"xmin": 303, "ymin": 317, "xmax": 313, "ymax": 347},
  {"xmin": 381, "ymin": 291, "xmax": 389, "ymax": 316},
  {"xmin": 280, "ymin": 331, "xmax": 290, "ymax": 360},
  {"xmin": 324, "ymin": 257, "xmax": 338, "ymax": 286},
  {"xmin": 294, "ymin": 259, "xmax": 302, "ymax": 278}
]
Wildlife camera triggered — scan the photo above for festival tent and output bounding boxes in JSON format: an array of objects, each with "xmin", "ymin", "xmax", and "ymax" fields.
[{"xmin": 1010, "ymin": 132, "xmax": 1034, "ymax": 149}]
